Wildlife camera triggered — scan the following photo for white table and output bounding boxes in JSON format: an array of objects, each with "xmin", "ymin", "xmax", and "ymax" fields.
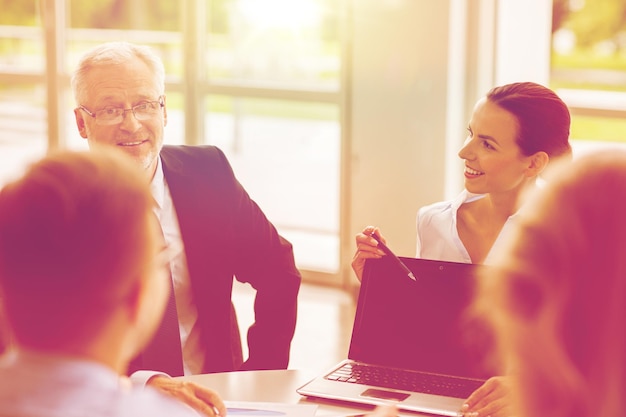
[{"xmin": 180, "ymin": 369, "xmax": 425, "ymax": 416}]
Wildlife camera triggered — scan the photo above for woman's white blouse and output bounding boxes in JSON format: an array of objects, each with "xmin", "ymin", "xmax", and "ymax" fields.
[{"xmin": 415, "ymin": 189, "xmax": 517, "ymax": 264}]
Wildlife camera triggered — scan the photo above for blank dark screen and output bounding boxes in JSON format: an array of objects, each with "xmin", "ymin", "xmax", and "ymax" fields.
[{"xmin": 348, "ymin": 256, "xmax": 495, "ymax": 380}]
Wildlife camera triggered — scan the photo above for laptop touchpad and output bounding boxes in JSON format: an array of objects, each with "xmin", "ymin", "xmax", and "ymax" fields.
[{"xmin": 361, "ymin": 388, "xmax": 410, "ymax": 402}]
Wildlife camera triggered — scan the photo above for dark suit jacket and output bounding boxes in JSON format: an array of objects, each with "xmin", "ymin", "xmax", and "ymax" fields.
[{"xmin": 160, "ymin": 145, "xmax": 301, "ymax": 373}]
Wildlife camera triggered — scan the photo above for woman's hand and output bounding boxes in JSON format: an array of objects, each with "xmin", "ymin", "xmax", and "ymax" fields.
[
  {"xmin": 368, "ymin": 405, "xmax": 398, "ymax": 416},
  {"xmin": 461, "ymin": 376, "xmax": 514, "ymax": 417},
  {"xmin": 351, "ymin": 226, "xmax": 387, "ymax": 281}
]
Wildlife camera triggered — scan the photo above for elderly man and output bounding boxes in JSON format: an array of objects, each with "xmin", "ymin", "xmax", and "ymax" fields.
[{"xmin": 71, "ymin": 41, "xmax": 301, "ymax": 411}]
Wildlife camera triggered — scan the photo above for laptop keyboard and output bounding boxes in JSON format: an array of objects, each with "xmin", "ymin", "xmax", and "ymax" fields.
[{"xmin": 325, "ymin": 362, "xmax": 482, "ymax": 399}]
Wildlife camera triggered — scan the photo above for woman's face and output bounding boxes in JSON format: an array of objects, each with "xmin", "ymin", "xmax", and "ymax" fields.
[{"xmin": 458, "ymin": 98, "xmax": 535, "ymax": 195}]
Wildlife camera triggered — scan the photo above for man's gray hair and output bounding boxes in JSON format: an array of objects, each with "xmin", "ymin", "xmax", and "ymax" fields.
[{"xmin": 70, "ymin": 41, "xmax": 165, "ymax": 105}]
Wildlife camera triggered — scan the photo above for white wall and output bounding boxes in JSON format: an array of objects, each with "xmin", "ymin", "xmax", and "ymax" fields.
[
  {"xmin": 494, "ymin": 0, "xmax": 552, "ymax": 85},
  {"xmin": 348, "ymin": 0, "xmax": 452, "ymax": 268}
]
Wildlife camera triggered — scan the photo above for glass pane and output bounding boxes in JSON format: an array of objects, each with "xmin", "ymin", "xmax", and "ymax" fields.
[
  {"xmin": 162, "ymin": 92, "xmax": 185, "ymax": 145},
  {"xmin": 68, "ymin": 0, "xmax": 179, "ymax": 31},
  {"xmin": 0, "ymin": 85, "xmax": 47, "ymax": 185},
  {"xmin": 0, "ymin": 2, "xmax": 45, "ymax": 185},
  {"xmin": 571, "ymin": 115, "xmax": 626, "ymax": 143},
  {"xmin": 204, "ymin": 96, "xmax": 340, "ymax": 273},
  {"xmin": 67, "ymin": 0, "xmax": 183, "ymax": 79},
  {"xmin": 0, "ymin": 1, "xmax": 43, "ymax": 73},
  {"xmin": 207, "ymin": 0, "xmax": 341, "ymax": 90},
  {"xmin": 551, "ymin": 0, "xmax": 626, "ymax": 144}
]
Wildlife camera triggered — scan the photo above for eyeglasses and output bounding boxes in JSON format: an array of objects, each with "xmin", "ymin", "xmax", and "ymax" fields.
[{"xmin": 79, "ymin": 96, "xmax": 164, "ymax": 126}]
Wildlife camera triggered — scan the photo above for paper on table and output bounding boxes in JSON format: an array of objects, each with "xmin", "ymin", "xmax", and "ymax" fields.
[{"xmin": 224, "ymin": 400, "xmax": 317, "ymax": 416}]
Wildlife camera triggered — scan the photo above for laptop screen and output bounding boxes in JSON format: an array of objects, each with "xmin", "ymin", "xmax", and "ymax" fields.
[{"xmin": 348, "ymin": 256, "xmax": 496, "ymax": 380}]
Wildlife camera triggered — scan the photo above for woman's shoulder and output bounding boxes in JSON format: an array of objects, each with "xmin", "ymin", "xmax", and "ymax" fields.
[
  {"xmin": 418, "ymin": 190, "xmax": 481, "ymax": 218},
  {"xmin": 418, "ymin": 199, "xmax": 453, "ymax": 219}
]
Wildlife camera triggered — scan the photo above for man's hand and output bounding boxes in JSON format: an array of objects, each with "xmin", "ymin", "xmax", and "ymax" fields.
[
  {"xmin": 461, "ymin": 376, "xmax": 514, "ymax": 417},
  {"xmin": 148, "ymin": 375, "xmax": 226, "ymax": 416}
]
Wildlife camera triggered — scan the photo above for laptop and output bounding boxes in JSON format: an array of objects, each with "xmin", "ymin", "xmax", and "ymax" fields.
[{"xmin": 297, "ymin": 256, "xmax": 496, "ymax": 416}]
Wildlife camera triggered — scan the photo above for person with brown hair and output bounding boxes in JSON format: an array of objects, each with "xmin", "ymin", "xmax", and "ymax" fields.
[{"xmin": 0, "ymin": 148, "xmax": 222, "ymax": 416}]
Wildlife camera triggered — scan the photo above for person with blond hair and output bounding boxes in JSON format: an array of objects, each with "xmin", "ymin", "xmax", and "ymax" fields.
[
  {"xmin": 473, "ymin": 148, "xmax": 626, "ymax": 417},
  {"xmin": 0, "ymin": 148, "xmax": 223, "ymax": 416}
]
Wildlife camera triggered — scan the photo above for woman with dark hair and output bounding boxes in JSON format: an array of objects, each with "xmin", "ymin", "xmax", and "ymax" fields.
[
  {"xmin": 353, "ymin": 81, "xmax": 571, "ymax": 272},
  {"xmin": 352, "ymin": 82, "xmax": 571, "ymax": 417}
]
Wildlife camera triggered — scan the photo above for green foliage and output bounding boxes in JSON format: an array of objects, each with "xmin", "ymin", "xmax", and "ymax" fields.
[
  {"xmin": 552, "ymin": 0, "xmax": 571, "ymax": 33},
  {"xmin": 0, "ymin": 0, "xmax": 182, "ymax": 29},
  {"xmin": 69, "ymin": 0, "xmax": 179, "ymax": 30},
  {"xmin": 0, "ymin": 0, "xmax": 38, "ymax": 25},
  {"xmin": 552, "ymin": 50, "xmax": 626, "ymax": 71},
  {"xmin": 571, "ymin": 115, "xmax": 626, "ymax": 142},
  {"xmin": 563, "ymin": 0, "xmax": 626, "ymax": 47},
  {"xmin": 209, "ymin": 0, "xmax": 232, "ymax": 34}
]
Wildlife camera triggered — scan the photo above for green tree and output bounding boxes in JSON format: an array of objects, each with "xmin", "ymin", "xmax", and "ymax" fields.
[
  {"xmin": 565, "ymin": 0, "xmax": 626, "ymax": 48},
  {"xmin": 552, "ymin": 0, "xmax": 571, "ymax": 33},
  {"xmin": 0, "ymin": 0, "xmax": 38, "ymax": 26}
]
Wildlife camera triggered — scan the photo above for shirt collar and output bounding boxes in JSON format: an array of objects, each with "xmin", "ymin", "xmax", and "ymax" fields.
[
  {"xmin": 6, "ymin": 348, "xmax": 123, "ymax": 390},
  {"xmin": 451, "ymin": 189, "xmax": 484, "ymax": 212}
]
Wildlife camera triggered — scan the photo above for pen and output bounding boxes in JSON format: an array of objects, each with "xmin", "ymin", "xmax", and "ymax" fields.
[{"xmin": 369, "ymin": 232, "xmax": 417, "ymax": 281}]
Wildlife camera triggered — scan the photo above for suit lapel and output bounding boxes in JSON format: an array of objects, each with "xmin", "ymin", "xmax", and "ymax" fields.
[
  {"xmin": 159, "ymin": 147, "xmax": 212, "ymax": 297},
  {"xmin": 159, "ymin": 146, "xmax": 240, "ymax": 371}
]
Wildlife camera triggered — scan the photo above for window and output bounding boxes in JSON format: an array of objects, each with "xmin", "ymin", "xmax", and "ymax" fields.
[
  {"xmin": 0, "ymin": 0, "xmax": 344, "ymax": 283},
  {"xmin": 550, "ymin": 0, "xmax": 626, "ymax": 146},
  {"xmin": 0, "ymin": 1, "xmax": 45, "ymax": 184},
  {"xmin": 203, "ymin": 0, "xmax": 343, "ymax": 275}
]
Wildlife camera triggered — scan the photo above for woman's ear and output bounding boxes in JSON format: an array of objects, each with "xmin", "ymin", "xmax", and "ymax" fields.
[{"xmin": 525, "ymin": 151, "xmax": 549, "ymax": 177}]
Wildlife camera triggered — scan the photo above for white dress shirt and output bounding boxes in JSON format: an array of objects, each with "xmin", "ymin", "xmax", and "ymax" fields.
[
  {"xmin": 415, "ymin": 189, "xmax": 517, "ymax": 264},
  {"xmin": 0, "ymin": 350, "xmax": 199, "ymax": 417},
  {"xmin": 150, "ymin": 157, "xmax": 204, "ymax": 376}
]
